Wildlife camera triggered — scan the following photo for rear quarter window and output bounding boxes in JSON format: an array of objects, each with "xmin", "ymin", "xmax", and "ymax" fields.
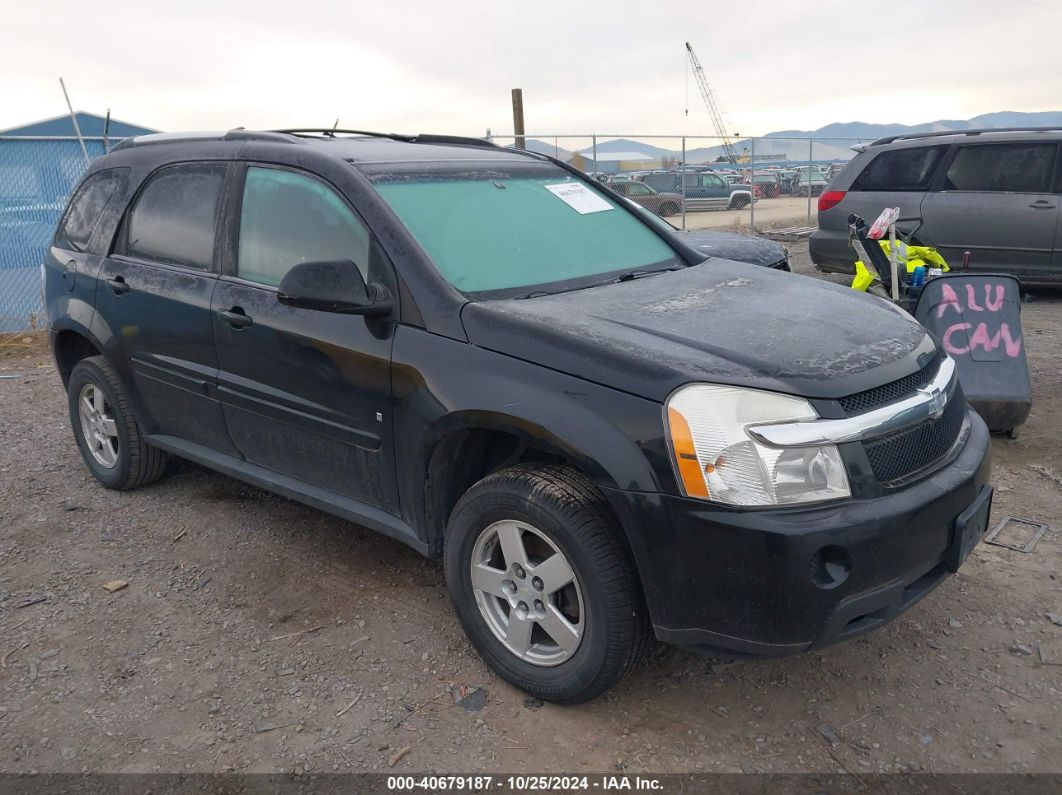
[
  {"xmin": 851, "ymin": 146, "xmax": 944, "ymax": 191},
  {"xmin": 54, "ymin": 169, "xmax": 125, "ymax": 253}
]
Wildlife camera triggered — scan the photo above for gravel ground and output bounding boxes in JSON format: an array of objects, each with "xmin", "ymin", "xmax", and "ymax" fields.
[{"xmin": 0, "ymin": 242, "xmax": 1060, "ymax": 776}]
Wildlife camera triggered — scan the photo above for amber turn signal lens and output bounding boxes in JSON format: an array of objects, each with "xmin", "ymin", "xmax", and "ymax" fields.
[{"xmin": 667, "ymin": 407, "xmax": 709, "ymax": 499}]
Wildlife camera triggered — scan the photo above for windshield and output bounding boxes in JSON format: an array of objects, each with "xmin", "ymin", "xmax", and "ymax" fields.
[{"xmin": 365, "ymin": 162, "xmax": 681, "ymax": 297}]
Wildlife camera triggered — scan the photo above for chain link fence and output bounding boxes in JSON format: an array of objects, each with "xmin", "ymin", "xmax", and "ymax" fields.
[
  {"xmin": 487, "ymin": 133, "xmax": 865, "ymax": 234},
  {"xmin": 0, "ymin": 136, "xmax": 114, "ymax": 332},
  {"xmin": 0, "ymin": 131, "xmax": 869, "ymax": 331}
]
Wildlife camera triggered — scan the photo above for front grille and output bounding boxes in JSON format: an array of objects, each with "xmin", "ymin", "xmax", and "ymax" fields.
[
  {"xmin": 839, "ymin": 358, "xmax": 939, "ymax": 416},
  {"xmin": 862, "ymin": 387, "xmax": 966, "ymax": 484}
]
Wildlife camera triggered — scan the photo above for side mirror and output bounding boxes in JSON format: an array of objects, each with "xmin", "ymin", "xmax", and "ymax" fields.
[{"xmin": 277, "ymin": 260, "xmax": 392, "ymax": 316}]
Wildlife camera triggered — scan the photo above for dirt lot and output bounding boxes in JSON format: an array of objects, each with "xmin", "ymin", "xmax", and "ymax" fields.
[
  {"xmin": 665, "ymin": 196, "xmax": 815, "ymax": 232},
  {"xmin": 1, "ymin": 243, "xmax": 1060, "ymax": 776}
]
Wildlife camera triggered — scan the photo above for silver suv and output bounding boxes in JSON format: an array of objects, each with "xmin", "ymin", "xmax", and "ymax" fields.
[{"xmin": 811, "ymin": 128, "xmax": 1062, "ymax": 285}]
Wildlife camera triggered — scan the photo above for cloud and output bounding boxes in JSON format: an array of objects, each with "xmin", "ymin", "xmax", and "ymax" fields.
[{"xmin": 2, "ymin": 0, "xmax": 1060, "ymax": 137}]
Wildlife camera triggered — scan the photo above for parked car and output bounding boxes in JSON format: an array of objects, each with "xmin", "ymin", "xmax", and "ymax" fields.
[
  {"xmin": 637, "ymin": 170, "xmax": 754, "ymax": 210},
  {"xmin": 825, "ymin": 162, "xmax": 847, "ymax": 180},
  {"xmin": 46, "ymin": 129, "xmax": 991, "ymax": 703},
  {"xmin": 812, "ymin": 128, "xmax": 1062, "ymax": 285},
  {"xmin": 743, "ymin": 172, "xmax": 783, "ymax": 198},
  {"xmin": 677, "ymin": 227, "xmax": 790, "ymax": 269},
  {"xmin": 777, "ymin": 169, "xmax": 800, "ymax": 195},
  {"xmin": 793, "ymin": 168, "xmax": 830, "ymax": 197},
  {"xmin": 619, "ymin": 196, "xmax": 791, "ymax": 270},
  {"xmin": 608, "ymin": 180, "xmax": 684, "ymax": 216}
]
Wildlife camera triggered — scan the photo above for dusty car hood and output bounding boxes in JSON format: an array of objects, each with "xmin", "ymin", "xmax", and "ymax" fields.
[
  {"xmin": 675, "ymin": 229, "xmax": 786, "ymax": 267},
  {"xmin": 461, "ymin": 260, "xmax": 937, "ymax": 402}
]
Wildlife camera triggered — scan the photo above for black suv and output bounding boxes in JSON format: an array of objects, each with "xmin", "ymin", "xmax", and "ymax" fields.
[{"xmin": 45, "ymin": 129, "xmax": 992, "ymax": 703}]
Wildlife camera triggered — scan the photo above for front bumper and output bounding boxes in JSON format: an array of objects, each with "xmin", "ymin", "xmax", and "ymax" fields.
[{"xmin": 604, "ymin": 408, "xmax": 992, "ymax": 657}]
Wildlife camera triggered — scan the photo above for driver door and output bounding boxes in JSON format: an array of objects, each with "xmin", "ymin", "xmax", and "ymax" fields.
[{"xmin": 211, "ymin": 163, "xmax": 400, "ymax": 513}]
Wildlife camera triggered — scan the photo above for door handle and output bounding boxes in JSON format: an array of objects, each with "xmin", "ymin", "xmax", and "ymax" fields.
[
  {"xmin": 107, "ymin": 275, "xmax": 130, "ymax": 295},
  {"xmin": 1029, "ymin": 200, "xmax": 1057, "ymax": 209},
  {"xmin": 219, "ymin": 307, "xmax": 253, "ymax": 329}
]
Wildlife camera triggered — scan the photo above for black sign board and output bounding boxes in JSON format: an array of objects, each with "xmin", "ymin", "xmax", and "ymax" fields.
[{"xmin": 914, "ymin": 273, "xmax": 1031, "ymax": 433}]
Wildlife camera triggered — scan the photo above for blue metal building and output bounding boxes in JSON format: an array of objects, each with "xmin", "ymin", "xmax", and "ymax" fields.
[{"xmin": 0, "ymin": 112, "xmax": 156, "ymax": 331}]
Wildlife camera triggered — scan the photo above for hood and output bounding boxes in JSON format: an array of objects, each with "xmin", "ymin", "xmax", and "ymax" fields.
[
  {"xmin": 461, "ymin": 260, "xmax": 937, "ymax": 402},
  {"xmin": 675, "ymin": 229, "xmax": 786, "ymax": 267}
]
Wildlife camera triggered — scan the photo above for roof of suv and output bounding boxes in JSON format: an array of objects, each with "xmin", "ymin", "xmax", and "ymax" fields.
[
  {"xmin": 110, "ymin": 128, "xmax": 535, "ymax": 164},
  {"xmin": 865, "ymin": 126, "xmax": 1062, "ymax": 150}
]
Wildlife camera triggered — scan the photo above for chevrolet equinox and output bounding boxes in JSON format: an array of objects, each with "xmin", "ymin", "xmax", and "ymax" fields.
[{"xmin": 45, "ymin": 129, "xmax": 993, "ymax": 703}]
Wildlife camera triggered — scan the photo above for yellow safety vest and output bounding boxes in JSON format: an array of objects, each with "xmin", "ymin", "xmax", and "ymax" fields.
[{"xmin": 851, "ymin": 240, "xmax": 950, "ymax": 292}]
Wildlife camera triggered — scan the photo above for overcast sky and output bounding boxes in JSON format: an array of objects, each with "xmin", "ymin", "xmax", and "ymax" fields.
[{"xmin": 4, "ymin": 0, "xmax": 1061, "ymax": 140}]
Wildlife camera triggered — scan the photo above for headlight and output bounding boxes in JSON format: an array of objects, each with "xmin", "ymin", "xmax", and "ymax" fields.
[{"xmin": 665, "ymin": 384, "xmax": 851, "ymax": 506}]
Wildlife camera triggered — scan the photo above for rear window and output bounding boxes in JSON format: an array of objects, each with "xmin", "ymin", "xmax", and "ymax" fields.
[
  {"xmin": 55, "ymin": 169, "xmax": 124, "ymax": 253},
  {"xmin": 941, "ymin": 143, "xmax": 1057, "ymax": 193},
  {"xmin": 851, "ymin": 146, "xmax": 943, "ymax": 191},
  {"xmin": 366, "ymin": 162, "xmax": 680, "ymax": 296}
]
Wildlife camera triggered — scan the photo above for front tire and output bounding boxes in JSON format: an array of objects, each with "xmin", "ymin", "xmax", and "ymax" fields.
[
  {"xmin": 658, "ymin": 202, "xmax": 679, "ymax": 216},
  {"xmin": 444, "ymin": 465, "xmax": 650, "ymax": 703},
  {"xmin": 67, "ymin": 356, "xmax": 168, "ymax": 490},
  {"xmin": 729, "ymin": 195, "xmax": 750, "ymax": 210}
]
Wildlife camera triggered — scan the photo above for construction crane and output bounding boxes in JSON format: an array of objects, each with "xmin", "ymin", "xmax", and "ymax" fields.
[{"xmin": 685, "ymin": 41, "xmax": 738, "ymax": 164}]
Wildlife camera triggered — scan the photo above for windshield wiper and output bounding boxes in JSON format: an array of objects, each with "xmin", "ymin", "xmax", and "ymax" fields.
[
  {"xmin": 512, "ymin": 265, "xmax": 682, "ymax": 299},
  {"xmin": 613, "ymin": 265, "xmax": 684, "ymax": 283}
]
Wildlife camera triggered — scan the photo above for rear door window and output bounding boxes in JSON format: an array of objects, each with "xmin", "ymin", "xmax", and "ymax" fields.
[
  {"xmin": 941, "ymin": 143, "xmax": 1057, "ymax": 193},
  {"xmin": 852, "ymin": 146, "xmax": 944, "ymax": 191},
  {"xmin": 54, "ymin": 169, "xmax": 124, "ymax": 253},
  {"xmin": 121, "ymin": 163, "xmax": 225, "ymax": 270}
]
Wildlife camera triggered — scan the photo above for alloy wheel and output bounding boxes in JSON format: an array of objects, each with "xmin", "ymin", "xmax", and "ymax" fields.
[
  {"xmin": 470, "ymin": 519, "xmax": 585, "ymax": 666},
  {"xmin": 78, "ymin": 383, "xmax": 119, "ymax": 468}
]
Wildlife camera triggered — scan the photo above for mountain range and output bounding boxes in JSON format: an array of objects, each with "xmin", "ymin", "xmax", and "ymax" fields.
[{"xmin": 519, "ymin": 111, "xmax": 1062, "ymax": 165}]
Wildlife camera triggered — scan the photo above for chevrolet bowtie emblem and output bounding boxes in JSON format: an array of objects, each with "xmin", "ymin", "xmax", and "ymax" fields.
[{"xmin": 916, "ymin": 382, "xmax": 949, "ymax": 421}]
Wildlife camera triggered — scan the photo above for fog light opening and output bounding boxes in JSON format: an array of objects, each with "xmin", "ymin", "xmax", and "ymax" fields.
[{"xmin": 810, "ymin": 545, "xmax": 852, "ymax": 589}]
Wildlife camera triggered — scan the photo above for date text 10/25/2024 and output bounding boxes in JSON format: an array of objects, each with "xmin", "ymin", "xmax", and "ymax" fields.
[{"xmin": 387, "ymin": 775, "xmax": 665, "ymax": 792}]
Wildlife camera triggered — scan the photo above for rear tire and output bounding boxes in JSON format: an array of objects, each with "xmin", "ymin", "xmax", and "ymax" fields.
[
  {"xmin": 67, "ymin": 356, "xmax": 168, "ymax": 490},
  {"xmin": 444, "ymin": 464, "xmax": 650, "ymax": 703}
]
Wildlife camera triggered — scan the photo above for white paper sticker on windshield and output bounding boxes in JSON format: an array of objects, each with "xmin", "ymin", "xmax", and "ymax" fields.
[{"xmin": 544, "ymin": 182, "xmax": 613, "ymax": 214}]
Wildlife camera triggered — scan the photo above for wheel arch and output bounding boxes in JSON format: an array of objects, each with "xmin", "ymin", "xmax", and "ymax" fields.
[
  {"xmin": 728, "ymin": 190, "xmax": 752, "ymax": 209},
  {"xmin": 51, "ymin": 323, "xmax": 105, "ymax": 387},
  {"xmin": 420, "ymin": 408, "xmax": 657, "ymax": 560}
]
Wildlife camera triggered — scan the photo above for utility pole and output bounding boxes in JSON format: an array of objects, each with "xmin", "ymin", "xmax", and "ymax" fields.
[
  {"xmin": 511, "ymin": 88, "xmax": 526, "ymax": 150},
  {"xmin": 59, "ymin": 77, "xmax": 90, "ymax": 165}
]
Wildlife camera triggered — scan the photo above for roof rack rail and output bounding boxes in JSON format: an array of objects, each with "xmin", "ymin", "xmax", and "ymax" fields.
[
  {"xmin": 272, "ymin": 128, "xmax": 499, "ymax": 149},
  {"xmin": 869, "ymin": 126, "xmax": 1062, "ymax": 147},
  {"xmin": 111, "ymin": 129, "xmax": 299, "ymax": 152},
  {"xmin": 223, "ymin": 128, "xmax": 300, "ymax": 144}
]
